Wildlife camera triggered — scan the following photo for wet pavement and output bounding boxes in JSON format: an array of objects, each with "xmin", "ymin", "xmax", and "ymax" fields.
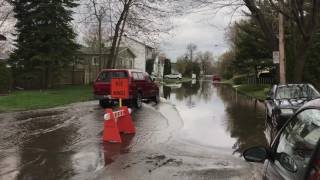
[{"xmin": 0, "ymin": 80, "xmax": 268, "ymax": 180}]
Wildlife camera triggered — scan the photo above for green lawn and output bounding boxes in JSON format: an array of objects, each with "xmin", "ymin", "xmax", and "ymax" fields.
[
  {"xmin": 0, "ymin": 85, "xmax": 93, "ymax": 113},
  {"xmin": 220, "ymin": 79, "xmax": 233, "ymax": 85},
  {"xmin": 235, "ymin": 84, "xmax": 271, "ymax": 100}
]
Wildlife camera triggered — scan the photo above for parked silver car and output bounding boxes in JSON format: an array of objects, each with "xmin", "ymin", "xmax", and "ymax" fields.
[{"xmin": 164, "ymin": 73, "xmax": 182, "ymax": 80}]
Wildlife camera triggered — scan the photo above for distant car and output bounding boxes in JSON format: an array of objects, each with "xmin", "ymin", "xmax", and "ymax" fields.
[
  {"xmin": 243, "ymin": 98, "xmax": 320, "ymax": 180},
  {"xmin": 164, "ymin": 73, "xmax": 182, "ymax": 80},
  {"xmin": 265, "ymin": 84, "xmax": 320, "ymax": 129},
  {"xmin": 93, "ymin": 69, "xmax": 160, "ymax": 108},
  {"xmin": 212, "ymin": 75, "xmax": 221, "ymax": 81}
]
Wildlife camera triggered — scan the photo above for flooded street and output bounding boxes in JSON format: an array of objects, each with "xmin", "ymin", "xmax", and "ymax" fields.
[
  {"xmin": 0, "ymin": 80, "xmax": 268, "ymax": 180},
  {"xmin": 163, "ymin": 81, "xmax": 268, "ymax": 153}
]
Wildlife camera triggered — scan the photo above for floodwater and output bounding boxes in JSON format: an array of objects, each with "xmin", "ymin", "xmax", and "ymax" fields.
[
  {"xmin": 162, "ymin": 81, "xmax": 268, "ymax": 154},
  {"xmin": 0, "ymin": 80, "xmax": 268, "ymax": 180}
]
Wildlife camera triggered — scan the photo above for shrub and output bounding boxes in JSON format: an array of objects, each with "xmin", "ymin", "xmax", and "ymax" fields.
[{"xmin": 0, "ymin": 62, "xmax": 12, "ymax": 93}]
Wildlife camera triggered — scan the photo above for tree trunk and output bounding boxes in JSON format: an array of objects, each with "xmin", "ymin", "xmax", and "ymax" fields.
[
  {"xmin": 113, "ymin": 8, "xmax": 129, "ymax": 69},
  {"xmin": 72, "ymin": 59, "xmax": 75, "ymax": 85},
  {"xmin": 44, "ymin": 66, "xmax": 49, "ymax": 89},
  {"xmin": 106, "ymin": 0, "xmax": 132, "ymax": 68},
  {"xmin": 98, "ymin": 19, "xmax": 102, "ymax": 71},
  {"xmin": 244, "ymin": 0, "xmax": 278, "ymax": 51}
]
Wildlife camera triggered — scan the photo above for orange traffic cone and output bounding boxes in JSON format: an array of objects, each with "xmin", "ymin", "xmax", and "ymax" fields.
[
  {"xmin": 117, "ymin": 106, "xmax": 136, "ymax": 134},
  {"xmin": 103, "ymin": 109, "xmax": 122, "ymax": 143}
]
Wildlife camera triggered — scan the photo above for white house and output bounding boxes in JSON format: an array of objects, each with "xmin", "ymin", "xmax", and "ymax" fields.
[{"xmin": 107, "ymin": 35, "xmax": 156, "ymax": 71}]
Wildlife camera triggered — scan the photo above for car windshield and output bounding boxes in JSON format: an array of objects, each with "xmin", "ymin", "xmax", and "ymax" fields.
[
  {"xmin": 276, "ymin": 85, "xmax": 320, "ymax": 99},
  {"xmin": 96, "ymin": 71, "xmax": 128, "ymax": 82}
]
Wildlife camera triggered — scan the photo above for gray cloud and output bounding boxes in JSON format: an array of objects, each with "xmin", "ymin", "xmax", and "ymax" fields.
[{"xmin": 160, "ymin": 7, "xmax": 244, "ymax": 61}]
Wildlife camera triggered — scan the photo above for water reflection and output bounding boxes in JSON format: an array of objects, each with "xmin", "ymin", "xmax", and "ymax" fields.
[
  {"xmin": 162, "ymin": 81, "xmax": 267, "ymax": 154},
  {"xmin": 217, "ymin": 85, "xmax": 267, "ymax": 154},
  {"xmin": 103, "ymin": 134, "xmax": 134, "ymax": 165}
]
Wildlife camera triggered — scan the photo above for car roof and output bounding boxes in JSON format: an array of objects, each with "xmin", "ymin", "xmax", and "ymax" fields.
[
  {"xmin": 101, "ymin": 69, "xmax": 144, "ymax": 73},
  {"xmin": 276, "ymin": 84, "xmax": 311, "ymax": 88}
]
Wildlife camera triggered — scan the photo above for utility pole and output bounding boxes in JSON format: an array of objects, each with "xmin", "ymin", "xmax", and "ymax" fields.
[{"xmin": 279, "ymin": 0, "xmax": 286, "ymax": 84}]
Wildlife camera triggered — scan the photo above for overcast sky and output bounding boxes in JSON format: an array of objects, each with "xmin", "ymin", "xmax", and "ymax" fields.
[{"xmin": 159, "ymin": 8, "xmax": 245, "ymax": 61}]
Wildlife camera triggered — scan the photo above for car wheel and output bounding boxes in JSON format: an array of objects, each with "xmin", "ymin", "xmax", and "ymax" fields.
[
  {"xmin": 99, "ymin": 100, "xmax": 110, "ymax": 108},
  {"xmin": 134, "ymin": 93, "xmax": 143, "ymax": 109}
]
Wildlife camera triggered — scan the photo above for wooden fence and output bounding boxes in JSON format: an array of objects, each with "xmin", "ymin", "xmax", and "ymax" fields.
[
  {"xmin": 13, "ymin": 70, "xmax": 86, "ymax": 90},
  {"xmin": 247, "ymin": 76, "xmax": 275, "ymax": 85}
]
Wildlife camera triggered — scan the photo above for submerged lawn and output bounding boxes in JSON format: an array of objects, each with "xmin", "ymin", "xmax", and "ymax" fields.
[
  {"xmin": 0, "ymin": 85, "xmax": 93, "ymax": 112},
  {"xmin": 236, "ymin": 84, "xmax": 272, "ymax": 101}
]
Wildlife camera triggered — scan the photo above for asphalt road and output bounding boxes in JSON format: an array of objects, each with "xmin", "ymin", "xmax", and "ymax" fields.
[{"xmin": 0, "ymin": 81, "xmax": 267, "ymax": 180}]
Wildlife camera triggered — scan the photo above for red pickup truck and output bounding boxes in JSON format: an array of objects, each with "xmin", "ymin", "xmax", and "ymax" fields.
[{"xmin": 93, "ymin": 69, "xmax": 160, "ymax": 108}]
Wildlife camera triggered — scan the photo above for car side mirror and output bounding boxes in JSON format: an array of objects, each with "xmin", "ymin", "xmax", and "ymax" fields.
[{"xmin": 243, "ymin": 146, "xmax": 269, "ymax": 163}]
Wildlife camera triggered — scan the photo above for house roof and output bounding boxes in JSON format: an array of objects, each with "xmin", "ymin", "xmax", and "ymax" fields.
[{"xmin": 79, "ymin": 46, "xmax": 136, "ymax": 58}]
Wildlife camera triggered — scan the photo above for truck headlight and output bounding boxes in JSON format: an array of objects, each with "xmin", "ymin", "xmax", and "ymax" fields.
[{"xmin": 280, "ymin": 109, "xmax": 294, "ymax": 115}]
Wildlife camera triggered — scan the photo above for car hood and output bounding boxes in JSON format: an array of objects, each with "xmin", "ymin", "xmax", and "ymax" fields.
[{"xmin": 275, "ymin": 98, "xmax": 310, "ymax": 109}]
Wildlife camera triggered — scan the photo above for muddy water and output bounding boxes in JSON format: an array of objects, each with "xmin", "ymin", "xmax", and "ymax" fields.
[{"xmin": 0, "ymin": 81, "xmax": 267, "ymax": 180}]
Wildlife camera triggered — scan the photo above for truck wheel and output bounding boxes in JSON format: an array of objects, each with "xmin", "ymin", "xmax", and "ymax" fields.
[
  {"xmin": 153, "ymin": 93, "xmax": 160, "ymax": 104},
  {"xmin": 134, "ymin": 93, "xmax": 143, "ymax": 109},
  {"xmin": 99, "ymin": 100, "xmax": 109, "ymax": 108}
]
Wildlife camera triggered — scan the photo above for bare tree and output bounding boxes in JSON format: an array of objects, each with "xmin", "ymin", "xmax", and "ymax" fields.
[
  {"xmin": 186, "ymin": 43, "xmax": 197, "ymax": 61},
  {"xmin": 0, "ymin": 0, "xmax": 14, "ymax": 52},
  {"xmin": 77, "ymin": 0, "xmax": 175, "ymax": 69},
  {"xmin": 108, "ymin": 0, "xmax": 132, "ymax": 68},
  {"xmin": 0, "ymin": 0, "xmax": 12, "ymax": 29},
  {"xmin": 196, "ymin": 51, "xmax": 214, "ymax": 75},
  {"xmin": 193, "ymin": 0, "xmax": 320, "ymax": 82},
  {"xmin": 80, "ymin": 0, "xmax": 110, "ymax": 70},
  {"xmin": 107, "ymin": 0, "xmax": 175, "ymax": 68}
]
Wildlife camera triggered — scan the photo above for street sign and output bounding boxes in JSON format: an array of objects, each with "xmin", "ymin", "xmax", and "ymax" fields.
[
  {"xmin": 273, "ymin": 51, "xmax": 280, "ymax": 64},
  {"xmin": 111, "ymin": 78, "xmax": 129, "ymax": 99}
]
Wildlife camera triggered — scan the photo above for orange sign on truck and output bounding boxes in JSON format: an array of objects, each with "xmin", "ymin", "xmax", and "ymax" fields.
[{"xmin": 111, "ymin": 78, "xmax": 129, "ymax": 99}]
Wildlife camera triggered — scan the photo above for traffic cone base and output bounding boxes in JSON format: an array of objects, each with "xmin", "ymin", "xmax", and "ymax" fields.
[
  {"xmin": 103, "ymin": 109, "xmax": 122, "ymax": 143},
  {"xmin": 118, "ymin": 106, "xmax": 136, "ymax": 134}
]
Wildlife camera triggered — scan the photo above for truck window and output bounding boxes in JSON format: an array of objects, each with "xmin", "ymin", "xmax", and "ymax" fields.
[
  {"xmin": 137, "ymin": 73, "xmax": 145, "ymax": 80},
  {"xmin": 97, "ymin": 71, "xmax": 127, "ymax": 82},
  {"xmin": 133, "ymin": 73, "xmax": 139, "ymax": 80}
]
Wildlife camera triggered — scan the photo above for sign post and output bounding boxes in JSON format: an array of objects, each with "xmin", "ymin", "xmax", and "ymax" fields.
[{"xmin": 111, "ymin": 78, "xmax": 129, "ymax": 107}]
